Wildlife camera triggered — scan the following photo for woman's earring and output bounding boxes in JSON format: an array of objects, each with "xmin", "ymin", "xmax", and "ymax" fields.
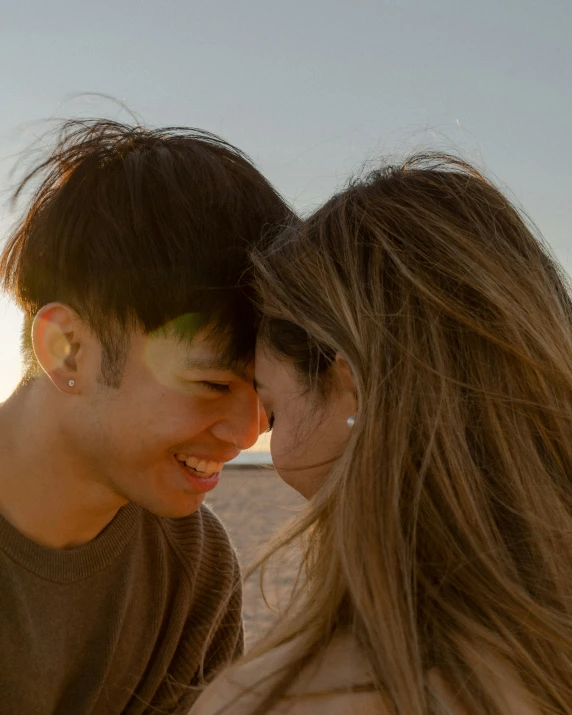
[
  {"xmin": 346, "ymin": 415, "xmax": 356, "ymax": 428},
  {"xmin": 68, "ymin": 380, "xmax": 75, "ymax": 387}
]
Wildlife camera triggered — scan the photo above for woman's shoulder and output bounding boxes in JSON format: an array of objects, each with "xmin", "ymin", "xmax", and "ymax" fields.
[
  {"xmin": 189, "ymin": 630, "xmax": 389, "ymax": 715},
  {"xmin": 428, "ymin": 645, "xmax": 541, "ymax": 715},
  {"xmin": 190, "ymin": 630, "xmax": 543, "ymax": 715}
]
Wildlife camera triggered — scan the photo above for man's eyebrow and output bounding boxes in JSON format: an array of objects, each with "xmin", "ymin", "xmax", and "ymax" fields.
[{"xmin": 183, "ymin": 356, "xmax": 250, "ymax": 382}]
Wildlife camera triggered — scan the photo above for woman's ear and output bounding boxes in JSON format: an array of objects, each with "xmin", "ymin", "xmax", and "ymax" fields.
[
  {"xmin": 334, "ymin": 353, "xmax": 357, "ymax": 413},
  {"xmin": 31, "ymin": 303, "xmax": 83, "ymax": 393}
]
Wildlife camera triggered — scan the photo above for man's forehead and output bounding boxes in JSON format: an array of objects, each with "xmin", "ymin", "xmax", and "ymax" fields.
[
  {"xmin": 182, "ymin": 351, "xmax": 253, "ymax": 382},
  {"xmin": 148, "ymin": 318, "xmax": 254, "ymax": 381},
  {"xmin": 179, "ymin": 331, "xmax": 254, "ymax": 379}
]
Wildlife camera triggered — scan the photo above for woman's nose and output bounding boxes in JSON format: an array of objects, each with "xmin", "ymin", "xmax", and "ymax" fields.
[{"xmin": 258, "ymin": 400, "xmax": 270, "ymax": 434}]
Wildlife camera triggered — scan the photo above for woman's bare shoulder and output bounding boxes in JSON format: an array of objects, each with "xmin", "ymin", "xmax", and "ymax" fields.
[
  {"xmin": 191, "ymin": 632, "xmax": 543, "ymax": 715},
  {"xmin": 189, "ymin": 632, "xmax": 389, "ymax": 715},
  {"xmin": 428, "ymin": 651, "xmax": 541, "ymax": 715},
  {"xmin": 191, "ymin": 680, "xmax": 386, "ymax": 715}
]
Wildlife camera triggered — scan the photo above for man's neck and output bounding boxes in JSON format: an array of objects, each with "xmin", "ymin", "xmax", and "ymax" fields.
[{"xmin": 0, "ymin": 382, "xmax": 127, "ymax": 549}]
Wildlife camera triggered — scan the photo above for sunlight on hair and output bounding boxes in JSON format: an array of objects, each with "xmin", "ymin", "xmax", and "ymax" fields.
[
  {"xmin": 150, "ymin": 313, "xmax": 203, "ymax": 344},
  {"xmin": 141, "ymin": 315, "xmax": 203, "ymax": 391}
]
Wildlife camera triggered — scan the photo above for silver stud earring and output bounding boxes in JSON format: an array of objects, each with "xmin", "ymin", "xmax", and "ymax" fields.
[
  {"xmin": 68, "ymin": 380, "xmax": 75, "ymax": 387},
  {"xmin": 346, "ymin": 415, "xmax": 356, "ymax": 428}
]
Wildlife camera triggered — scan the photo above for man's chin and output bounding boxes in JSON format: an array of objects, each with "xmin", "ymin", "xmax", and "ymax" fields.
[
  {"xmin": 140, "ymin": 493, "xmax": 206, "ymax": 519},
  {"xmin": 172, "ymin": 494, "xmax": 206, "ymax": 518}
]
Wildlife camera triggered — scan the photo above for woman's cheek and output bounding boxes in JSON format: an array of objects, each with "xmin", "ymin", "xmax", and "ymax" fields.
[{"xmin": 270, "ymin": 430, "xmax": 289, "ymax": 468}]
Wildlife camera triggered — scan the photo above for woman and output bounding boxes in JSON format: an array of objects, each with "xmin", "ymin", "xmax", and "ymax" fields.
[{"xmin": 191, "ymin": 153, "xmax": 572, "ymax": 714}]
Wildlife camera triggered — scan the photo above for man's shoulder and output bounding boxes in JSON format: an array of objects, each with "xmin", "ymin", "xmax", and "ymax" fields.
[
  {"xmin": 157, "ymin": 502, "xmax": 232, "ymax": 549},
  {"xmin": 152, "ymin": 504, "xmax": 239, "ymax": 582}
]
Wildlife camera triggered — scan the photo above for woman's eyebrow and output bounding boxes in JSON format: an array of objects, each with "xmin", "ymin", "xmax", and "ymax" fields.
[{"xmin": 253, "ymin": 378, "xmax": 267, "ymax": 392}]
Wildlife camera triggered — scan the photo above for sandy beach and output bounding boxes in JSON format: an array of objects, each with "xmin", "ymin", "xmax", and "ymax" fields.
[{"xmin": 205, "ymin": 466, "xmax": 305, "ymax": 647}]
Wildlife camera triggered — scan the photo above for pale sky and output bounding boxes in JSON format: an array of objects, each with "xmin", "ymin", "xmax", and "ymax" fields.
[{"xmin": 1, "ymin": 0, "xmax": 570, "ymax": 437}]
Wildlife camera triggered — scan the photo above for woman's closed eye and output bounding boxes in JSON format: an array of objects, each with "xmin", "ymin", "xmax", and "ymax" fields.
[{"xmin": 265, "ymin": 413, "xmax": 275, "ymax": 432}]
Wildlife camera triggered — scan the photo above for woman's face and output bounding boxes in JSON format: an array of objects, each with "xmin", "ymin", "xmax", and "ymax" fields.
[{"xmin": 254, "ymin": 342, "xmax": 356, "ymax": 498}]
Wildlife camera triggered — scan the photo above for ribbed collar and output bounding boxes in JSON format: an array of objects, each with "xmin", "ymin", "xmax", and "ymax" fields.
[{"xmin": 0, "ymin": 502, "xmax": 141, "ymax": 583}]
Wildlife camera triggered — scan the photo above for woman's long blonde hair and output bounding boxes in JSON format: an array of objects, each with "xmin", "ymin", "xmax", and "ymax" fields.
[{"xmin": 241, "ymin": 153, "xmax": 572, "ymax": 714}]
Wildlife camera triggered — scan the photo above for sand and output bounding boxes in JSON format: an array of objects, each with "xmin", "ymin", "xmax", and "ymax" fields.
[{"xmin": 204, "ymin": 466, "xmax": 305, "ymax": 647}]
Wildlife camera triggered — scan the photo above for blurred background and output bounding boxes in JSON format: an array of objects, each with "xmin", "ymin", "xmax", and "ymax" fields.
[{"xmin": 1, "ymin": 0, "xmax": 570, "ymax": 465}]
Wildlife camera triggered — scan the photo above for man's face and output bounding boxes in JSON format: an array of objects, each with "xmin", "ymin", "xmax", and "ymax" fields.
[{"xmin": 65, "ymin": 328, "xmax": 262, "ymax": 517}]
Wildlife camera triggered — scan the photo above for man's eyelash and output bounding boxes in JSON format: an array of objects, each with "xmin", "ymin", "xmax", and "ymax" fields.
[{"xmin": 201, "ymin": 382, "xmax": 230, "ymax": 393}]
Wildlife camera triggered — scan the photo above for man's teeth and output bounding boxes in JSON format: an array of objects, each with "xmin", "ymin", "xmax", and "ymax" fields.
[{"xmin": 176, "ymin": 455, "xmax": 224, "ymax": 475}]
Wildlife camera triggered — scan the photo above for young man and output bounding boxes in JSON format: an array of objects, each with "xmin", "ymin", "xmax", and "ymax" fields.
[{"xmin": 0, "ymin": 119, "xmax": 291, "ymax": 714}]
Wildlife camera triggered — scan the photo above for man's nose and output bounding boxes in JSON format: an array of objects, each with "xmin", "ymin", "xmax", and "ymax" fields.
[{"xmin": 212, "ymin": 389, "xmax": 262, "ymax": 451}]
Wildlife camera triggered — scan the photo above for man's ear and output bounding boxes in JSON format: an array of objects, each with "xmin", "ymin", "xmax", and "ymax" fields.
[{"xmin": 31, "ymin": 303, "xmax": 84, "ymax": 393}]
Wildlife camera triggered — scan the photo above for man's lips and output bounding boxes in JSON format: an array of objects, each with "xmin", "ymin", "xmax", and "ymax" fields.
[
  {"xmin": 174, "ymin": 453, "xmax": 228, "ymax": 475},
  {"xmin": 174, "ymin": 452, "xmax": 237, "ymax": 475},
  {"xmin": 174, "ymin": 457, "xmax": 221, "ymax": 493}
]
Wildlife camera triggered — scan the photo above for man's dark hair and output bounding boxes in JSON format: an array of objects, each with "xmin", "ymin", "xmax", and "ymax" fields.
[{"xmin": 0, "ymin": 119, "xmax": 292, "ymax": 386}]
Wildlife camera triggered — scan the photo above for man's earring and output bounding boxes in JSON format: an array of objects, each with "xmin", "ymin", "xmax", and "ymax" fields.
[
  {"xmin": 68, "ymin": 380, "xmax": 75, "ymax": 387},
  {"xmin": 347, "ymin": 415, "xmax": 356, "ymax": 428}
]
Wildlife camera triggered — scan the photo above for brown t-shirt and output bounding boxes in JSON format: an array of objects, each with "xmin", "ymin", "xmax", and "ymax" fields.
[{"xmin": 0, "ymin": 502, "xmax": 244, "ymax": 714}]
